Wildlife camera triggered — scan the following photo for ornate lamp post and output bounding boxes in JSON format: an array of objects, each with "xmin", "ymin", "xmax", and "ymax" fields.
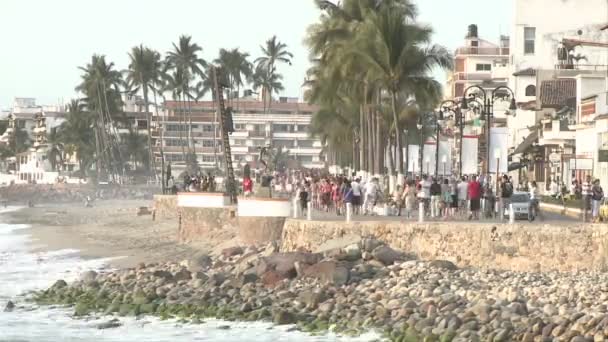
[{"xmin": 461, "ymin": 85, "xmax": 517, "ymax": 179}]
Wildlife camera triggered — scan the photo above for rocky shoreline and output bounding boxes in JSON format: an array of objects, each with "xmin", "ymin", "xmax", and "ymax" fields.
[{"xmin": 21, "ymin": 237, "xmax": 608, "ymax": 341}]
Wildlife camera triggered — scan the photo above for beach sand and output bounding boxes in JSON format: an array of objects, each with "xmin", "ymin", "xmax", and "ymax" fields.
[{"xmin": 4, "ymin": 200, "xmax": 212, "ymax": 268}]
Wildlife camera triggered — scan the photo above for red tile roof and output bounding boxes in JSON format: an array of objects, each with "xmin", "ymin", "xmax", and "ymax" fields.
[{"xmin": 540, "ymin": 79, "xmax": 576, "ymax": 109}]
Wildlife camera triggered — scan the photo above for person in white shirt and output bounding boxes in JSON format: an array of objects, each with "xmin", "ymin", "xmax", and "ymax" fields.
[
  {"xmin": 351, "ymin": 178, "xmax": 362, "ymax": 214},
  {"xmin": 417, "ymin": 175, "xmax": 431, "ymax": 215},
  {"xmin": 528, "ymin": 181, "xmax": 543, "ymax": 221},
  {"xmin": 363, "ymin": 178, "xmax": 379, "ymax": 215},
  {"xmin": 550, "ymin": 179, "xmax": 559, "ymax": 198},
  {"xmin": 457, "ymin": 176, "xmax": 469, "ymax": 216}
]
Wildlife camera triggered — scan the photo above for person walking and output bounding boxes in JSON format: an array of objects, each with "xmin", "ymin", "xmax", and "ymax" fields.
[
  {"xmin": 351, "ymin": 178, "xmax": 362, "ymax": 214},
  {"xmin": 457, "ymin": 176, "xmax": 469, "ymax": 218},
  {"xmin": 500, "ymin": 175, "xmax": 513, "ymax": 221},
  {"xmin": 342, "ymin": 181, "xmax": 354, "ymax": 217},
  {"xmin": 402, "ymin": 180, "xmax": 416, "ymax": 219},
  {"xmin": 298, "ymin": 184, "xmax": 309, "ymax": 217},
  {"xmin": 418, "ymin": 175, "xmax": 432, "ymax": 216},
  {"xmin": 363, "ymin": 177, "xmax": 379, "ymax": 215},
  {"xmin": 441, "ymin": 178, "xmax": 451, "ymax": 219},
  {"xmin": 591, "ymin": 179, "xmax": 604, "ymax": 223},
  {"xmin": 393, "ymin": 185, "xmax": 404, "ymax": 216},
  {"xmin": 468, "ymin": 175, "xmax": 482, "ymax": 220},
  {"xmin": 449, "ymin": 178, "xmax": 458, "ymax": 218},
  {"xmin": 582, "ymin": 175, "xmax": 592, "ymax": 222},
  {"xmin": 430, "ymin": 178, "xmax": 442, "ymax": 218},
  {"xmin": 528, "ymin": 181, "xmax": 543, "ymax": 221}
]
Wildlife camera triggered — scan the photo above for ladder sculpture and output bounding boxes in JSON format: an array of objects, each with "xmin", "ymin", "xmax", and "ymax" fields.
[{"xmin": 212, "ymin": 66, "xmax": 238, "ymax": 204}]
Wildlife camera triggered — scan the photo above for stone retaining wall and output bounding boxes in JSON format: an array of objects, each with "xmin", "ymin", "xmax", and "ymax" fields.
[
  {"xmin": 153, "ymin": 195, "xmax": 178, "ymax": 220},
  {"xmin": 178, "ymin": 206, "xmax": 237, "ymax": 243},
  {"xmin": 280, "ymin": 220, "xmax": 608, "ymax": 273}
]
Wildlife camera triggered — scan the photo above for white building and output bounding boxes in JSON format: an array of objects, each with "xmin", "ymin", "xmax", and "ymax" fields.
[
  {"xmin": 154, "ymin": 98, "xmax": 325, "ymax": 173},
  {"xmin": 508, "ymin": 0, "xmax": 608, "ymax": 188}
]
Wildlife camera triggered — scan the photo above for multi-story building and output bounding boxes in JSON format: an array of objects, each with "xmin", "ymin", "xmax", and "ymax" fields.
[
  {"xmin": 508, "ymin": 0, "xmax": 608, "ymax": 189},
  {"xmin": 153, "ymin": 97, "xmax": 324, "ymax": 173},
  {"xmin": 445, "ymin": 25, "xmax": 510, "ymax": 100},
  {"xmin": 444, "ymin": 25, "xmax": 511, "ymax": 174}
]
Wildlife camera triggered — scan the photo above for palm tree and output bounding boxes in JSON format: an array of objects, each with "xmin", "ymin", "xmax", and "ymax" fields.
[
  {"xmin": 46, "ymin": 128, "xmax": 64, "ymax": 171},
  {"xmin": 251, "ymin": 65, "xmax": 284, "ymax": 113},
  {"xmin": 353, "ymin": 5, "xmax": 452, "ymax": 177},
  {"xmin": 254, "ymin": 36, "xmax": 293, "ymax": 112},
  {"xmin": 57, "ymin": 99, "xmax": 96, "ymax": 176},
  {"xmin": 215, "ymin": 48, "xmax": 253, "ymax": 109},
  {"xmin": 76, "ymin": 54, "xmax": 125, "ymax": 179},
  {"xmin": 125, "ymin": 45, "xmax": 163, "ymax": 171},
  {"xmin": 166, "ymin": 35, "xmax": 207, "ymax": 152},
  {"xmin": 120, "ymin": 130, "xmax": 149, "ymax": 171}
]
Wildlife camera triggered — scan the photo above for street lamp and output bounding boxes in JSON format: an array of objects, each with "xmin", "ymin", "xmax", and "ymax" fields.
[
  {"xmin": 437, "ymin": 100, "xmax": 464, "ymax": 177},
  {"xmin": 461, "ymin": 85, "xmax": 517, "ymax": 179}
]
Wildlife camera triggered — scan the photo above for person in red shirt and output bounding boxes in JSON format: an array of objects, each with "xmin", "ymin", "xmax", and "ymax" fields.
[
  {"xmin": 243, "ymin": 176, "xmax": 253, "ymax": 196},
  {"xmin": 467, "ymin": 175, "xmax": 482, "ymax": 220}
]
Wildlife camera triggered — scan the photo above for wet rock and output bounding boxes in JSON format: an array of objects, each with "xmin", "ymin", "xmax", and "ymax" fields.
[
  {"xmin": 4, "ymin": 300, "xmax": 15, "ymax": 312},
  {"xmin": 371, "ymin": 245, "xmax": 402, "ymax": 265},
  {"xmin": 428, "ymin": 260, "xmax": 457, "ymax": 270},
  {"xmin": 97, "ymin": 319, "xmax": 122, "ymax": 329},
  {"xmin": 300, "ymin": 261, "xmax": 350, "ymax": 286},
  {"xmin": 81, "ymin": 270, "xmax": 98, "ymax": 285},
  {"xmin": 273, "ymin": 310, "xmax": 296, "ymax": 325},
  {"xmin": 221, "ymin": 246, "xmax": 244, "ymax": 258},
  {"xmin": 173, "ymin": 269, "xmax": 192, "ymax": 282}
]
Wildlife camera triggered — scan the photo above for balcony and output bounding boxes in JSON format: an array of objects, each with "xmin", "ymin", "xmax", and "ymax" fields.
[
  {"xmin": 455, "ymin": 47, "xmax": 509, "ymax": 56},
  {"xmin": 249, "ymin": 130, "xmax": 267, "ymax": 138},
  {"xmin": 555, "ymin": 64, "xmax": 608, "ymax": 71},
  {"xmin": 454, "ymin": 72, "xmax": 493, "ymax": 81}
]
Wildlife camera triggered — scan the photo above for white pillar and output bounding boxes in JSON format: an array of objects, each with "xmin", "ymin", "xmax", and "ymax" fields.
[
  {"xmin": 509, "ymin": 203, "xmax": 515, "ymax": 224},
  {"xmin": 346, "ymin": 203, "xmax": 352, "ymax": 223},
  {"xmin": 307, "ymin": 201, "xmax": 312, "ymax": 221},
  {"xmin": 293, "ymin": 198, "xmax": 299, "ymax": 218},
  {"xmin": 418, "ymin": 202, "xmax": 425, "ymax": 223}
]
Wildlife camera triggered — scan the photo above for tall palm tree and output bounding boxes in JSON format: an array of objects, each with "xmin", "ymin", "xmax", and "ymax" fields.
[
  {"xmin": 166, "ymin": 35, "xmax": 207, "ymax": 152},
  {"xmin": 353, "ymin": 5, "xmax": 451, "ymax": 177},
  {"xmin": 254, "ymin": 36, "xmax": 293, "ymax": 112},
  {"xmin": 251, "ymin": 65, "xmax": 284, "ymax": 113},
  {"xmin": 215, "ymin": 48, "xmax": 253, "ymax": 109},
  {"xmin": 57, "ymin": 99, "xmax": 96, "ymax": 176},
  {"xmin": 76, "ymin": 54, "xmax": 125, "ymax": 179},
  {"xmin": 125, "ymin": 45, "xmax": 163, "ymax": 171}
]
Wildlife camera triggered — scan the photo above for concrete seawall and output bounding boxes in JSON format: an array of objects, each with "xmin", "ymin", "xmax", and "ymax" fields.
[
  {"xmin": 280, "ymin": 220, "xmax": 608, "ymax": 273},
  {"xmin": 153, "ymin": 195, "xmax": 178, "ymax": 220}
]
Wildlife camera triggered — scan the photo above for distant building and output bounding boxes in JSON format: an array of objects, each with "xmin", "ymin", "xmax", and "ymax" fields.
[{"xmin": 153, "ymin": 97, "xmax": 324, "ymax": 173}]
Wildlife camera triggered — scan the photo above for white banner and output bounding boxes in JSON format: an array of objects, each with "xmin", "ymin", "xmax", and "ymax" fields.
[
  {"xmin": 406, "ymin": 145, "xmax": 420, "ymax": 173},
  {"xmin": 488, "ymin": 127, "xmax": 509, "ymax": 174},
  {"xmin": 462, "ymin": 136, "xmax": 479, "ymax": 175}
]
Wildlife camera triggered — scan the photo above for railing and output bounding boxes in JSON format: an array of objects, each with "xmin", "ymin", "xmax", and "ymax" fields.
[
  {"xmin": 454, "ymin": 72, "xmax": 493, "ymax": 81},
  {"xmin": 455, "ymin": 47, "xmax": 509, "ymax": 56},
  {"xmin": 555, "ymin": 64, "xmax": 608, "ymax": 71},
  {"xmin": 249, "ymin": 130, "xmax": 267, "ymax": 138}
]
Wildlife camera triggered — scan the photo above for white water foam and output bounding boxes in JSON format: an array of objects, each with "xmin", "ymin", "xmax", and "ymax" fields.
[{"xmin": 0, "ymin": 208, "xmax": 381, "ymax": 342}]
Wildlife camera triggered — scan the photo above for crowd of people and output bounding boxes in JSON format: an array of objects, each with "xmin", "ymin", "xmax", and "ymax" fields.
[{"xmin": 288, "ymin": 173, "xmax": 608, "ymax": 222}]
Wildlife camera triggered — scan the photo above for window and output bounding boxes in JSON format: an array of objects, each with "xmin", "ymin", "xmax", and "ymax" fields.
[
  {"xmin": 273, "ymin": 124, "xmax": 293, "ymax": 132},
  {"xmin": 165, "ymin": 139, "xmax": 186, "ymax": 147},
  {"xmin": 202, "ymin": 124, "xmax": 214, "ymax": 132},
  {"xmin": 234, "ymin": 123, "xmax": 246, "ymax": 131},
  {"xmin": 201, "ymin": 155, "xmax": 215, "ymax": 163},
  {"xmin": 233, "ymin": 139, "xmax": 246, "ymax": 146},
  {"xmin": 298, "ymin": 140, "xmax": 314, "ymax": 148},
  {"xmin": 252, "ymin": 140, "xmax": 267, "ymax": 147},
  {"xmin": 524, "ymin": 27, "xmax": 536, "ymax": 55},
  {"xmin": 273, "ymin": 139, "xmax": 294, "ymax": 148},
  {"xmin": 137, "ymin": 120, "xmax": 147, "ymax": 129},
  {"xmin": 525, "ymin": 85, "xmax": 536, "ymax": 97},
  {"xmin": 200, "ymin": 140, "xmax": 215, "ymax": 147},
  {"xmin": 475, "ymin": 64, "xmax": 491, "ymax": 71},
  {"xmin": 471, "ymin": 40, "xmax": 479, "ymax": 47}
]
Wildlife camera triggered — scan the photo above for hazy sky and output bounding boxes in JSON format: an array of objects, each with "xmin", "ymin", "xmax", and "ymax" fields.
[{"xmin": 0, "ymin": 0, "xmax": 512, "ymax": 109}]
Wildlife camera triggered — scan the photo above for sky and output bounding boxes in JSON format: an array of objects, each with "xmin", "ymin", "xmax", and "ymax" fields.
[{"xmin": 0, "ymin": 0, "xmax": 512, "ymax": 109}]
